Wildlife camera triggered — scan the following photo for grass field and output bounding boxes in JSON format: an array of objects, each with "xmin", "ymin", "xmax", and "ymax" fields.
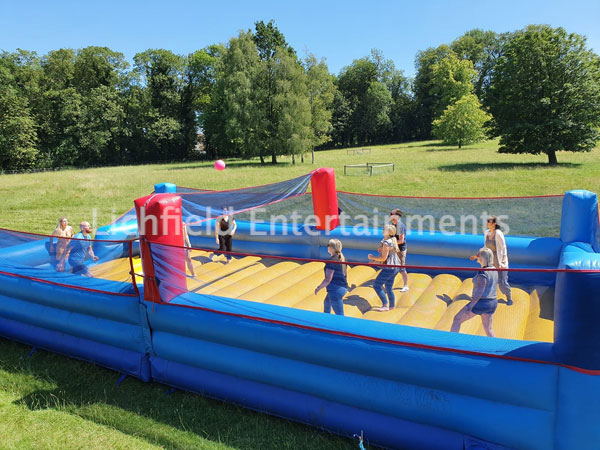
[
  {"xmin": 1, "ymin": 139, "xmax": 599, "ymax": 233},
  {"xmin": 1, "ymin": 139, "xmax": 599, "ymax": 449}
]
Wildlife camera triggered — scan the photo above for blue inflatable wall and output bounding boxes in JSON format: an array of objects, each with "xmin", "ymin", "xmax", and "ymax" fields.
[{"xmin": 0, "ymin": 188, "xmax": 599, "ymax": 449}]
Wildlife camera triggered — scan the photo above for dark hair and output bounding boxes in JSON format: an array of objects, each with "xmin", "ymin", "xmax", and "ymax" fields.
[
  {"xmin": 488, "ymin": 216, "xmax": 501, "ymax": 230},
  {"xmin": 390, "ymin": 208, "xmax": 403, "ymax": 217}
]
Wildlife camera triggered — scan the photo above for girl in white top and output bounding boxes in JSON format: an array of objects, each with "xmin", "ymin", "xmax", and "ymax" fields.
[{"xmin": 470, "ymin": 216, "xmax": 513, "ymax": 305}]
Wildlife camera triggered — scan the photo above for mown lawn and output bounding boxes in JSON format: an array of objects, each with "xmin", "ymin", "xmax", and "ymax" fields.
[
  {"xmin": 1, "ymin": 139, "xmax": 599, "ymax": 234},
  {"xmin": 0, "ymin": 139, "xmax": 599, "ymax": 449}
]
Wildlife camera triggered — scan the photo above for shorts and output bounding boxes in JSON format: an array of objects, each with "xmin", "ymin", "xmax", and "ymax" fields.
[
  {"xmin": 397, "ymin": 249, "xmax": 407, "ymax": 266},
  {"xmin": 471, "ymin": 298, "xmax": 497, "ymax": 315},
  {"xmin": 71, "ymin": 262, "xmax": 90, "ymax": 276}
]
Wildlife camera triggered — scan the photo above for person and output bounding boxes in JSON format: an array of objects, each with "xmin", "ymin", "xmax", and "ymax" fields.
[
  {"xmin": 214, "ymin": 208, "xmax": 237, "ymax": 263},
  {"xmin": 368, "ymin": 224, "xmax": 401, "ymax": 311},
  {"xmin": 315, "ymin": 239, "xmax": 349, "ymax": 316},
  {"xmin": 452, "ymin": 247, "xmax": 498, "ymax": 337},
  {"xmin": 57, "ymin": 221, "xmax": 99, "ymax": 276},
  {"xmin": 389, "ymin": 208, "xmax": 409, "ymax": 292},
  {"xmin": 183, "ymin": 223, "xmax": 196, "ymax": 276},
  {"xmin": 49, "ymin": 217, "xmax": 74, "ymax": 269},
  {"xmin": 470, "ymin": 216, "xmax": 513, "ymax": 305}
]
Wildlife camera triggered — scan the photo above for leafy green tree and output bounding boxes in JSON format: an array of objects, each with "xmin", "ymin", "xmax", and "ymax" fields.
[
  {"xmin": 336, "ymin": 57, "xmax": 388, "ymax": 145},
  {"xmin": 72, "ymin": 47, "xmax": 128, "ymax": 165},
  {"xmin": 430, "ymin": 52, "xmax": 476, "ymax": 118},
  {"xmin": 0, "ymin": 65, "xmax": 38, "ymax": 170},
  {"xmin": 413, "ymin": 45, "xmax": 453, "ymax": 138},
  {"xmin": 432, "ymin": 94, "xmax": 491, "ymax": 148},
  {"xmin": 330, "ymin": 89, "xmax": 352, "ymax": 147},
  {"xmin": 357, "ymin": 81, "xmax": 392, "ymax": 143},
  {"xmin": 134, "ymin": 49, "xmax": 185, "ymax": 160},
  {"xmin": 489, "ymin": 25, "xmax": 600, "ymax": 165},
  {"xmin": 253, "ymin": 20, "xmax": 297, "ymax": 163},
  {"xmin": 203, "ymin": 31, "xmax": 263, "ymax": 161},
  {"xmin": 304, "ymin": 54, "xmax": 336, "ymax": 163},
  {"xmin": 272, "ymin": 49, "xmax": 312, "ymax": 164},
  {"xmin": 37, "ymin": 49, "xmax": 81, "ymax": 166},
  {"xmin": 451, "ymin": 29, "xmax": 504, "ymax": 101}
]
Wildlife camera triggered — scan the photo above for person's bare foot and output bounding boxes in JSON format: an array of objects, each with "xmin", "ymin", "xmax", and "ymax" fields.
[{"xmin": 375, "ymin": 306, "xmax": 389, "ymax": 312}]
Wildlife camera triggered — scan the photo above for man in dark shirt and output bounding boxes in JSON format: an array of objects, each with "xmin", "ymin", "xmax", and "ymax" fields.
[{"xmin": 390, "ymin": 209, "xmax": 409, "ymax": 292}]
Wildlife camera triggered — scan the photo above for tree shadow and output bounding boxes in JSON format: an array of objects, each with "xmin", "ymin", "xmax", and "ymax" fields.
[
  {"xmin": 438, "ymin": 162, "xmax": 581, "ymax": 172},
  {"xmin": 403, "ymin": 142, "xmax": 450, "ymax": 149},
  {"xmin": 167, "ymin": 160, "xmax": 296, "ymax": 171},
  {"xmin": 2, "ymin": 340, "xmax": 361, "ymax": 450}
]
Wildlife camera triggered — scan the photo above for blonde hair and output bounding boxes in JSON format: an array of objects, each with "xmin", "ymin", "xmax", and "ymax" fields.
[
  {"xmin": 328, "ymin": 239, "xmax": 347, "ymax": 276},
  {"xmin": 384, "ymin": 225, "xmax": 400, "ymax": 253},
  {"xmin": 56, "ymin": 217, "xmax": 68, "ymax": 229},
  {"xmin": 477, "ymin": 247, "xmax": 494, "ymax": 267}
]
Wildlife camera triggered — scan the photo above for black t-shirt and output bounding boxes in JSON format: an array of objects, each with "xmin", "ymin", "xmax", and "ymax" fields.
[{"xmin": 324, "ymin": 260, "xmax": 348, "ymax": 290}]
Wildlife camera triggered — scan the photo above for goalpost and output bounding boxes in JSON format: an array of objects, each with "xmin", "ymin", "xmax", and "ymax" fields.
[{"xmin": 343, "ymin": 162, "xmax": 395, "ymax": 176}]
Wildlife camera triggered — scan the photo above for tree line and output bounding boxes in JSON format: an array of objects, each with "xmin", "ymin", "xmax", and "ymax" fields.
[{"xmin": 1, "ymin": 21, "xmax": 599, "ymax": 171}]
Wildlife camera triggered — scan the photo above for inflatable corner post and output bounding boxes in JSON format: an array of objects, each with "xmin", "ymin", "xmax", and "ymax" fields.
[
  {"xmin": 134, "ymin": 193, "xmax": 186, "ymax": 302},
  {"xmin": 555, "ymin": 190, "xmax": 600, "ymax": 370},
  {"xmin": 311, "ymin": 168, "xmax": 339, "ymax": 230}
]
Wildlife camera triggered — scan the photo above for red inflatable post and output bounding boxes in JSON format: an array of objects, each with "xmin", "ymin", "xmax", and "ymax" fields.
[
  {"xmin": 134, "ymin": 194, "xmax": 187, "ymax": 302},
  {"xmin": 311, "ymin": 168, "xmax": 339, "ymax": 230}
]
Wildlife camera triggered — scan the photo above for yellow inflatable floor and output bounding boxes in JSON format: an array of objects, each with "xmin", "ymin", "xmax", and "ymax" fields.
[{"xmin": 94, "ymin": 250, "xmax": 555, "ymax": 342}]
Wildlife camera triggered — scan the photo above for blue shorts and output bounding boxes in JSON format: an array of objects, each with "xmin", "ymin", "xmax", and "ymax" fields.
[{"xmin": 471, "ymin": 298, "xmax": 497, "ymax": 315}]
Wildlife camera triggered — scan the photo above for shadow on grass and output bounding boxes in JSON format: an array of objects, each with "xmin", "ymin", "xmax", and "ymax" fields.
[
  {"xmin": 404, "ymin": 142, "xmax": 451, "ymax": 149},
  {"xmin": 438, "ymin": 162, "xmax": 581, "ymax": 172},
  {"xmin": 167, "ymin": 160, "xmax": 295, "ymax": 171},
  {"xmin": 1, "ymin": 339, "xmax": 365, "ymax": 450}
]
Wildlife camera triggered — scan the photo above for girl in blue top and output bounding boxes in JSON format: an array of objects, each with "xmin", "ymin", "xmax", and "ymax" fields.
[
  {"xmin": 452, "ymin": 247, "xmax": 498, "ymax": 337},
  {"xmin": 315, "ymin": 239, "xmax": 348, "ymax": 316}
]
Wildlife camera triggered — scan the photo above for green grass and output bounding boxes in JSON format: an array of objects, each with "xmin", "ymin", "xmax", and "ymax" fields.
[
  {"xmin": 0, "ymin": 139, "xmax": 599, "ymax": 449},
  {"xmin": 1, "ymin": 139, "xmax": 599, "ymax": 233},
  {"xmin": 0, "ymin": 339, "xmax": 355, "ymax": 450}
]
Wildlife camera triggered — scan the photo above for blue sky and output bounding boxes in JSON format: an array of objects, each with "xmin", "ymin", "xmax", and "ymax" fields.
[{"xmin": 1, "ymin": 0, "xmax": 598, "ymax": 77}]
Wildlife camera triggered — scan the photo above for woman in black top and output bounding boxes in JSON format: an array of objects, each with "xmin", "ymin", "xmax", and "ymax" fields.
[
  {"xmin": 214, "ymin": 208, "xmax": 237, "ymax": 263},
  {"xmin": 315, "ymin": 239, "xmax": 348, "ymax": 315}
]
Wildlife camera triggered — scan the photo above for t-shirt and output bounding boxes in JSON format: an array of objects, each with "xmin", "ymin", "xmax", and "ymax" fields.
[
  {"xmin": 382, "ymin": 239, "xmax": 401, "ymax": 266},
  {"xmin": 394, "ymin": 220, "xmax": 407, "ymax": 252},
  {"xmin": 324, "ymin": 259, "xmax": 348, "ymax": 290},
  {"xmin": 472, "ymin": 268, "xmax": 498, "ymax": 301},
  {"xmin": 68, "ymin": 232, "xmax": 92, "ymax": 266}
]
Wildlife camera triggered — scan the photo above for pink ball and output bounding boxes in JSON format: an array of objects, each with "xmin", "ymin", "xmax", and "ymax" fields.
[{"xmin": 214, "ymin": 160, "xmax": 226, "ymax": 171}]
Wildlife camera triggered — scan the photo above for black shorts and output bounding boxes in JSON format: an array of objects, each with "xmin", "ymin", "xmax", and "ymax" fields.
[
  {"xmin": 71, "ymin": 262, "xmax": 90, "ymax": 275},
  {"xmin": 471, "ymin": 298, "xmax": 498, "ymax": 315}
]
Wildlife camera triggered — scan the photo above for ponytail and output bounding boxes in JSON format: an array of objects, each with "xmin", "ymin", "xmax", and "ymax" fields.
[
  {"xmin": 384, "ymin": 225, "xmax": 400, "ymax": 253},
  {"xmin": 328, "ymin": 239, "xmax": 347, "ymax": 276}
]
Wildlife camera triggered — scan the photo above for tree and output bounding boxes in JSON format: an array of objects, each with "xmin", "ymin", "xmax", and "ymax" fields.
[
  {"xmin": 304, "ymin": 54, "xmax": 336, "ymax": 163},
  {"xmin": 0, "ymin": 65, "xmax": 38, "ymax": 170},
  {"xmin": 451, "ymin": 29, "xmax": 504, "ymax": 101},
  {"xmin": 253, "ymin": 20, "xmax": 296, "ymax": 163},
  {"xmin": 430, "ymin": 52, "xmax": 477, "ymax": 118},
  {"xmin": 37, "ymin": 49, "xmax": 81, "ymax": 166},
  {"xmin": 133, "ymin": 49, "xmax": 185, "ymax": 160},
  {"xmin": 203, "ymin": 31, "xmax": 262, "ymax": 160},
  {"xmin": 432, "ymin": 94, "xmax": 491, "ymax": 148},
  {"xmin": 336, "ymin": 56, "xmax": 390, "ymax": 146},
  {"xmin": 272, "ymin": 49, "xmax": 312, "ymax": 165},
  {"xmin": 412, "ymin": 45, "xmax": 453, "ymax": 139},
  {"xmin": 489, "ymin": 25, "xmax": 600, "ymax": 165}
]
